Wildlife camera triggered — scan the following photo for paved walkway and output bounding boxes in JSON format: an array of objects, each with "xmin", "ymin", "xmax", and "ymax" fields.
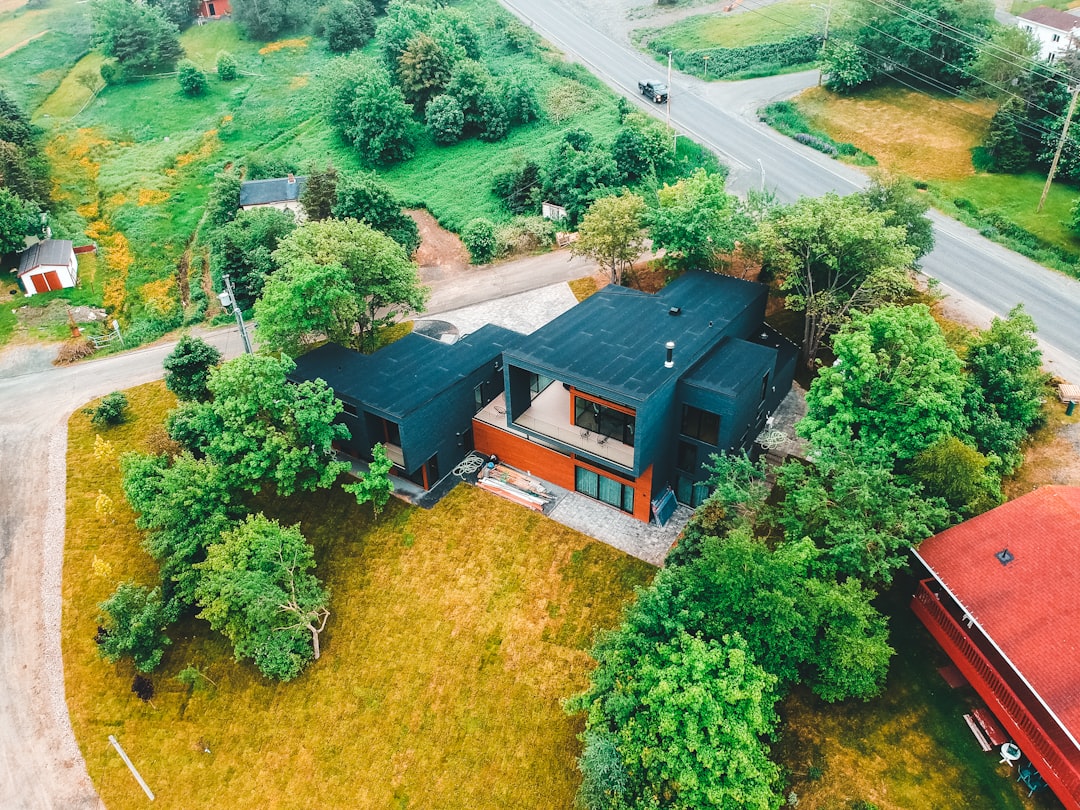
[
  {"xmin": 549, "ymin": 492, "xmax": 691, "ymax": 566},
  {"xmin": 419, "ymin": 281, "xmax": 581, "ymax": 336}
]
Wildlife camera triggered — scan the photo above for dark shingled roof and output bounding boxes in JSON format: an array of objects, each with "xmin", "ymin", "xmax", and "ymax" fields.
[
  {"xmin": 17, "ymin": 239, "xmax": 73, "ymax": 277},
  {"xmin": 682, "ymin": 337, "xmax": 777, "ymax": 397},
  {"xmin": 1019, "ymin": 6, "xmax": 1080, "ymax": 30},
  {"xmin": 503, "ymin": 272, "xmax": 765, "ymax": 403},
  {"xmin": 290, "ymin": 324, "xmax": 525, "ymax": 418},
  {"xmin": 915, "ymin": 487, "xmax": 1080, "ymax": 748},
  {"xmin": 239, "ymin": 176, "xmax": 306, "ymax": 207}
]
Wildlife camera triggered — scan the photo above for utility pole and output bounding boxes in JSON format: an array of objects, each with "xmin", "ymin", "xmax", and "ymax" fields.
[
  {"xmin": 666, "ymin": 50, "xmax": 672, "ymax": 127},
  {"xmin": 812, "ymin": 0, "xmax": 833, "ymax": 86},
  {"xmin": 220, "ymin": 274, "xmax": 253, "ymax": 354},
  {"xmin": 757, "ymin": 158, "xmax": 765, "ymax": 192},
  {"xmin": 1039, "ymin": 84, "xmax": 1080, "ymax": 213},
  {"xmin": 702, "ymin": 54, "xmax": 710, "ymax": 82}
]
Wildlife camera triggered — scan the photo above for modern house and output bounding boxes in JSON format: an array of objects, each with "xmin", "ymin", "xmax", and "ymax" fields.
[
  {"xmin": 290, "ymin": 325, "xmax": 524, "ymax": 490},
  {"xmin": 1017, "ymin": 7, "xmax": 1079, "ymax": 62},
  {"xmin": 472, "ymin": 272, "xmax": 796, "ymax": 522},
  {"xmin": 911, "ymin": 486, "xmax": 1080, "ymax": 810},
  {"xmin": 239, "ymin": 174, "xmax": 306, "ymax": 218},
  {"xmin": 15, "ymin": 239, "xmax": 78, "ymax": 296}
]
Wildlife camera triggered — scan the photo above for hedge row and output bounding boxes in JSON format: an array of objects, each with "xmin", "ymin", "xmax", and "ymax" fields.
[{"xmin": 647, "ymin": 35, "xmax": 821, "ymax": 79}]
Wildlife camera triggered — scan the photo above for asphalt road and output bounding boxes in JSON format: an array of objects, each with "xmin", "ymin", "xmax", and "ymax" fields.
[{"xmin": 501, "ymin": 0, "xmax": 1080, "ymax": 384}]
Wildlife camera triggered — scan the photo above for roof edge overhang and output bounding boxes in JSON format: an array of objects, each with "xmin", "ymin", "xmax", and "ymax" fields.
[{"xmin": 911, "ymin": 545, "xmax": 1080, "ymax": 753}]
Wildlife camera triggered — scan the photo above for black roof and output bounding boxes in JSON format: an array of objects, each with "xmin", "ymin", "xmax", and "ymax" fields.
[
  {"xmin": 290, "ymin": 324, "xmax": 525, "ymax": 419},
  {"xmin": 239, "ymin": 176, "xmax": 306, "ymax": 207},
  {"xmin": 17, "ymin": 239, "xmax": 73, "ymax": 276},
  {"xmin": 681, "ymin": 337, "xmax": 777, "ymax": 397},
  {"xmin": 503, "ymin": 272, "xmax": 765, "ymax": 403}
]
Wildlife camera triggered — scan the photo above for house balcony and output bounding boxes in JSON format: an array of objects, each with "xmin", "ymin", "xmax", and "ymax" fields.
[
  {"xmin": 474, "ymin": 387, "xmax": 635, "ymax": 471},
  {"xmin": 384, "ymin": 443, "xmax": 404, "ymax": 468},
  {"xmin": 912, "ymin": 579, "xmax": 1080, "ymax": 810}
]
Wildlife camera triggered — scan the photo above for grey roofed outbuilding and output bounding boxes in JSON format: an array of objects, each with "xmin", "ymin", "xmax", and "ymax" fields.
[
  {"xmin": 238, "ymin": 176, "xmax": 307, "ymax": 207},
  {"xmin": 289, "ymin": 323, "xmax": 526, "ymax": 418},
  {"xmin": 502, "ymin": 271, "xmax": 764, "ymax": 404},
  {"xmin": 17, "ymin": 239, "xmax": 74, "ymax": 277}
]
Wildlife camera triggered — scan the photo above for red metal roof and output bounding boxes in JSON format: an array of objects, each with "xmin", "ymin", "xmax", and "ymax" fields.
[{"xmin": 916, "ymin": 487, "xmax": 1080, "ymax": 745}]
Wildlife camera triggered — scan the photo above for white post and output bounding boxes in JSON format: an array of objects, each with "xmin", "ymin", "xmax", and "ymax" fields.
[
  {"xmin": 222, "ymin": 274, "xmax": 253, "ymax": 354},
  {"xmin": 703, "ymin": 54, "xmax": 709, "ymax": 81},
  {"xmin": 757, "ymin": 159, "xmax": 765, "ymax": 192},
  {"xmin": 666, "ymin": 51, "xmax": 672, "ymax": 126},
  {"xmin": 108, "ymin": 735, "xmax": 155, "ymax": 801}
]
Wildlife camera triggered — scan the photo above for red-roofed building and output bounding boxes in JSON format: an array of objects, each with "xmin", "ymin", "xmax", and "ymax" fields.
[{"xmin": 912, "ymin": 486, "xmax": 1080, "ymax": 810}]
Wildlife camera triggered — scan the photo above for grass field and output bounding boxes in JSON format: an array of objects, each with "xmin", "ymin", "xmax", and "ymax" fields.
[
  {"xmin": 64, "ymin": 382, "xmax": 653, "ymax": 810},
  {"xmin": 777, "ymin": 576, "xmax": 1050, "ymax": 810},
  {"xmin": 0, "ymin": 0, "xmax": 91, "ymax": 112},
  {"xmin": 638, "ymin": 0, "xmax": 840, "ymax": 50}
]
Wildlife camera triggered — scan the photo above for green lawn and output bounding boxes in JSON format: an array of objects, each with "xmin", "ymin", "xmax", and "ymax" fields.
[
  {"xmin": 65, "ymin": 382, "xmax": 654, "ymax": 810},
  {"xmin": 639, "ymin": 0, "xmax": 839, "ymax": 50},
  {"xmin": 0, "ymin": 0, "xmax": 92, "ymax": 112}
]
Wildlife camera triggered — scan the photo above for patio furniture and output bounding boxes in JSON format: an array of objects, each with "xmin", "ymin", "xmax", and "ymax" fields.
[
  {"xmin": 999, "ymin": 742, "xmax": 1021, "ymax": 767},
  {"xmin": 1018, "ymin": 762, "xmax": 1047, "ymax": 797}
]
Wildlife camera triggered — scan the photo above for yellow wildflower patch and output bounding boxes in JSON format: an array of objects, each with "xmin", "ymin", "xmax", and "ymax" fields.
[
  {"xmin": 137, "ymin": 188, "xmax": 169, "ymax": 206},
  {"xmin": 107, "ymin": 193, "xmax": 127, "ymax": 209},
  {"xmin": 85, "ymin": 220, "xmax": 110, "ymax": 242},
  {"xmin": 258, "ymin": 37, "xmax": 309, "ymax": 54},
  {"xmin": 174, "ymin": 129, "xmax": 219, "ymax": 169},
  {"xmin": 76, "ymin": 201, "xmax": 99, "ymax": 219},
  {"xmin": 289, "ymin": 75, "xmax": 309, "ymax": 89},
  {"xmin": 139, "ymin": 278, "xmax": 176, "ymax": 315},
  {"xmin": 221, "ymin": 114, "xmax": 233, "ymax": 123},
  {"xmin": 164, "ymin": 168, "xmax": 177, "ymax": 177}
]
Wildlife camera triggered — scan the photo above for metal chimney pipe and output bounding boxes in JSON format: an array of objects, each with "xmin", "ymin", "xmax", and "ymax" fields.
[{"xmin": 665, "ymin": 341, "xmax": 675, "ymax": 368}]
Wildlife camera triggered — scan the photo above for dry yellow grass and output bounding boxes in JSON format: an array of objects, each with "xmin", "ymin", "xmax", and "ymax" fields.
[
  {"xmin": 798, "ymin": 86, "xmax": 997, "ymax": 179},
  {"xmin": 568, "ymin": 276, "xmax": 599, "ymax": 302},
  {"xmin": 65, "ymin": 384, "xmax": 652, "ymax": 810},
  {"xmin": 258, "ymin": 37, "xmax": 308, "ymax": 55}
]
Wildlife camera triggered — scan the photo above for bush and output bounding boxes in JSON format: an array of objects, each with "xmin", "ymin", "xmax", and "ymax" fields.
[
  {"xmin": 653, "ymin": 35, "xmax": 820, "ymax": 80},
  {"xmin": 216, "ymin": 50, "xmax": 238, "ymax": 81},
  {"xmin": 100, "ymin": 58, "xmax": 125, "ymax": 85},
  {"xmin": 425, "ymin": 94, "xmax": 464, "ymax": 145},
  {"xmin": 177, "ymin": 60, "xmax": 208, "ymax": 97},
  {"xmin": 491, "ymin": 160, "xmax": 540, "ymax": 215},
  {"xmin": 794, "ymin": 132, "xmax": 838, "ymax": 156},
  {"xmin": 462, "ymin": 218, "xmax": 497, "ymax": 264},
  {"xmin": 91, "ymin": 392, "xmax": 129, "ymax": 426},
  {"xmin": 495, "ymin": 216, "xmax": 555, "ymax": 257}
]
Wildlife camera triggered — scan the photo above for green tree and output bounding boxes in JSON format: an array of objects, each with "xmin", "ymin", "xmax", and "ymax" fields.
[
  {"xmin": 195, "ymin": 514, "xmax": 330, "ymax": 681},
  {"xmin": 500, "ymin": 74, "xmax": 540, "ymax": 125},
  {"xmin": 798, "ymin": 304, "xmax": 967, "ymax": 460},
  {"xmin": 148, "ymin": 0, "xmax": 197, "ymax": 28},
  {"xmin": 168, "ymin": 354, "xmax": 351, "ymax": 496},
  {"xmin": 540, "ymin": 133, "xmax": 620, "ymax": 223},
  {"xmin": 820, "ymin": 40, "xmax": 871, "ymax": 93},
  {"xmin": 571, "ymin": 192, "xmax": 646, "ymax": 284},
  {"xmin": 343, "ymin": 442, "xmax": 394, "ymax": 513},
  {"xmin": 649, "ymin": 169, "xmax": 752, "ymax": 272},
  {"xmin": 177, "ymin": 59, "xmax": 208, "ymax": 96},
  {"xmin": 983, "ymin": 98, "xmax": 1034, "ymax": 173},
  {"xmin": 754, "ymin": 193, "xmax": 917, "ymax": 368},
  {"xmin": 0, "ymin": 141, "xmax": 50, "ymax": 209},
  {"xmin": 491, "ymin": 158, "xmax": 540, "ymax": 214},
  {"xmin": 209, "ymin": 206, "xmax": 296, "ymax": 308},
  {"xmin": 216, "ymin": 50, "xmax": 238, "ymax": 80},
  {"xmin": 299, "ymin": 162, "xmax": 338, "ymax": 221},
  {"xmin": 569, "ymin": 630, "xmax": 782, "ymax": 810},
  {"xmin": 163, "ymin": 334, "xmax": 222, "ymax": 402},
  {"xmin": 262, "ymin": 217, "xmax": 427, "ymax": 352},
  {"xmin": 424, "ymin": 94, "xmax": 464, "ymax": 145},
  {"xmin": 205, "ymin": 169, "xmax": 242, "ymax": 229},
  {"xmin": 121, "ymin": 451, "xmax": 239, "ymax": 610},
  {"xmin": 97, "ymin": 583, "xmax": 174, "ymax": 673},
  {"xmin": 397, "ymin": 32, "xmax": 452, "ymax": 107},
  {"xmin": 328, "ymin": 61, "xmax": 415, "ymax": 166},
  {"xmin": 910, "ymin": 435, "xmax": 1000, "ymax": 517},
  {"xmin": 461, "ymin": 218, "xmax": 497, "ymax": 264},
  {"xmin": 778, "ymin": 438, "xmax": 949, "ymax": 584},
  {"xmin": 969, "ymin": 25, "xmax": 1039, "ymax": 93},
  {"xmin": 859, "ymin": 175, "xmax": 934, "ymax": 261},
  {"xmin": 91, "ymin": 392, "xmax": 129, "ymax": 426},
  {"xmin": 332, "ymin": 171, "xmax": 420, "ymax": 254},
  {"xmin": 0, "ymin": 187, "xmax": 38, "ymax": 254},
  {"xmin": 0, "ymin": 88, "xmax": 34, "ymax": 147},
  {"xmin": 313, "ymin": 0, "xmax": 375, "ymax": 53},
  {"xmin": 91, "ymin": 0, "xmax": 183, "ymax": 73},
  {"xmin": 232, "ymin": 0, "xmax": 308, "ymax": 40},
  {"xmin": 963, "ymin": 305, "xmax": 1047, "ymax": 472}
]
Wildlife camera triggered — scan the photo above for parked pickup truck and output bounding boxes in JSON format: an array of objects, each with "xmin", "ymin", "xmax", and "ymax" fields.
[{"xmin": 638, "ymin": 80, "xmax": 668, "ymax": 103}]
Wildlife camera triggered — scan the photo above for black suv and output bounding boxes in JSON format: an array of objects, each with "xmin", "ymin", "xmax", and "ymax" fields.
[{"xmin": 638, "ymin": 80, "xmax": 668, "ymax": 103}]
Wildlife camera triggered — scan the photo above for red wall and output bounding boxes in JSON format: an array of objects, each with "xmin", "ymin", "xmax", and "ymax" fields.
[{"xmin": 473, "ymin": 420, "xmax": 653, "ymax": 522}]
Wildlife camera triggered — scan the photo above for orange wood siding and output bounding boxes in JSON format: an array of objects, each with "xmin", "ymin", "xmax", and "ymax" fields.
[{"xmin": 473, "ymin": 420, "xmax": 654, "ymax": 522}]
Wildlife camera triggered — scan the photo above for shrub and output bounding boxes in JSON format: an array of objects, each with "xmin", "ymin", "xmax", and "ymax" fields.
[
  {"xmin": 425, "ymin": 94, "xmax": 464, "ymax": 145},
  {"xmin": 495, "ymin": 216, "xmax": 555, "ymax": 257},
  {"xmin": 491, "ymin": 160, "xmax": 540, "ymax": 215},
  {"xmin": 794, "ymin": 133, "xmax": 838, "ymax": 156},
  {"xmin": 177, "ymin": 60, "xmax": 208, "ymax": 97},
  {"xmin": 91, "ymin": 392, "xmax": 129, "ymax": 426},
  {"xmin": 216, "ymin": 50, "xmax": 238, "ymax": 81},
  {"xmin": 100, "ymin": 58, "xmax": 124, "ymax": 85},
  {"xmin": 462, "ymin": 218, "xmax": 497, "ymax": 264}
]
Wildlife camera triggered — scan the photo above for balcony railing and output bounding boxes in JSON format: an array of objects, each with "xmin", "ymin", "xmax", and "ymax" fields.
[{"xmin": 912, "ymin": 580, "xmax": 1080, "ymax": 805}]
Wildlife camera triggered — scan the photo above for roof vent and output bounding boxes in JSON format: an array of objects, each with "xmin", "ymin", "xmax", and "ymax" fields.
[
  {"xmin": 995, "ymin": 548, "xmax": 1014, "ymax": 566},
  {"xmin": 664, "ymin": 341, "xmax": 675, "ymax": 369},
  {"xmin": 669, "ymin": 306, "xmax": 681, "ymax": 316}
]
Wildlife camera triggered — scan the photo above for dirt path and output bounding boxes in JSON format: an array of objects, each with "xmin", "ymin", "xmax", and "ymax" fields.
[{"xmin": 0, "ymin": 29, "xmax": 48, "ymax": 59}]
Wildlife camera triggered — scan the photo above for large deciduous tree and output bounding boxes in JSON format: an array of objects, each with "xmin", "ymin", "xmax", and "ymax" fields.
[
  {"xmin": 754, "ymin": 193, "xmax": 917, "ymax": 368},
  {"xmin": 649, "ymin": 168, "xmax": 752, "ymax": 272},
  {"xmin": 798, "ymin": 304, "xmax": 967, "ymax": 460},
  {"xmin": 91, "ymin": 0, "xmax": 183, "ymax": 73},
  {"xmin": 168, "ymin": 354, "xmax": 351, "ymax": 496},
  {"xmin": 232, "ymin": 0, "xmax": 308, "ymax": 40},
  {"xmin": 571, "ymin": 192, "xmax": 646, "ymax": 284},
  {"xmin": 332, "ymin": 171, "xmax": 420, "ymax": 254},
  {"xmin": 313, "ymin": 0, "xmax": 375, "ymax": 53},
  {"xmin": 327, "ymin": 62, "xmax": 416, "ymax": 166},
  {"xmin": 163, "ymin": 334, "xmax": 222, "ymax": 402},
  {"xmin": 209, "ymin": 207, "xmax": 296, "ymax": 308},
  {"xmin": 859, "ymin": 175, "xmax": 934, "ymax": 262},
  {"xmin": 258, "ymin": 217, "xmax": 427, "ymax": 353},
  {"xmin": 0, "ymin": 187, "xmax": 38, "ymax": 254},
  {"xmin": 195, "ymin": 514, "xmax": 330, "ymax": 681}
]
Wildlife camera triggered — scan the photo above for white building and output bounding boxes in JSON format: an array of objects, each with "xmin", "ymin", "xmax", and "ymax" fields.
[
  {"xmin": 15, "ymin": 239, "xmax": 78, "ymax": 296},
  {"xmin": 1017, "ymin": 7, "xmax": 1080, "ymax": 62}
]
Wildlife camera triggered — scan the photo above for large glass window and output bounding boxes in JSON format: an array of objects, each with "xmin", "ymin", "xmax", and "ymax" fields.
[
  {"xmin": 574, "ymin": 396, "xmax": 635, "ymax": 446},
  {"xmin": 675, "ymin": 475, "xmax": 711, "ymax": 507},
  {"xmin": 681, "ymin": 405, "xmax": 720, "ymax": 445},
  {"xmin": 575, "ymin": 467, "xmax": 634, "ymax": 513},
  {"xmin": 529, "ymin": 373, "xmax": 554, "ymax": 398}
]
